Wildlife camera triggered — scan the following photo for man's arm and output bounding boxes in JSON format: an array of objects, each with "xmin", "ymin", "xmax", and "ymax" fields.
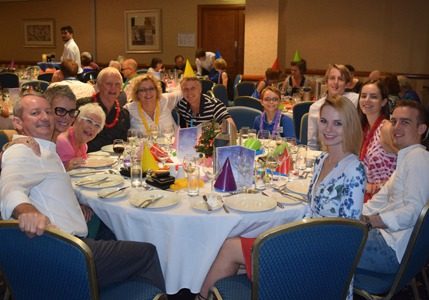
[{"xmin": 13, "ymin": 203, "xmax": 51, "ymax": 236}]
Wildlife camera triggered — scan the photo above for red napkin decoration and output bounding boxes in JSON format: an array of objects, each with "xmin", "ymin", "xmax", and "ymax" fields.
[
  {"xmin": 276, "ymin": 150, "xmax": 293, "ymax": 175},
  {"xmin": 150, "ymin": 144, "xmax": 173, "ymax": 163}
]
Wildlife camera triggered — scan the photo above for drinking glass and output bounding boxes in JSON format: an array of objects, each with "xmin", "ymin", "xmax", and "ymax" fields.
[
  {"xmin": 257, "ymin": 130, "xmax": 272, "ymax": 153},
  {"xmin": 127, "ymin": 129, "xmax": 138, "ymax": 148},
  {"xmin": 295, "ymin": 145, "xmax": 308, "ymax": 177},
  {"xmin": 183, "ymin": 155, "xmax": 199, "ymax": 196},
  {"xmin": 161, "ymin": 125, "xmax": 175, "ymax": 152},
  {"xmin": 265, "ymin": 152, "xmax": 279, "ymax": 186},
  {"xmin": 130, "ymin": 159, "xmax": 142, "ymax": 188},
  {"xmin": 201, "ymin": 157, "xmax": 215, "ymax": 191},
  {"xmin": 113, "ymin": 139, "xmax": 125, "ymax": 169},
  {"xmin": 248, "ymin": 129, "xmax": 257, "ymax": 140},
  {"xmin": 254, "ymin": 159, "xmax": 266, "ymax": 191},
  {"xmin": 149, "ymin": 124, "xmax": 159, "ymax": 144},
  {"xmin": 239, "ymin": 127, "xmax": 250, "ymax": 146}
]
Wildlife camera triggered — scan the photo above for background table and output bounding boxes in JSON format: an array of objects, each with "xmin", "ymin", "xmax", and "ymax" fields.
[{"xmin": 74, "ymin": 182, "xmax": 308, "ymax": 294}]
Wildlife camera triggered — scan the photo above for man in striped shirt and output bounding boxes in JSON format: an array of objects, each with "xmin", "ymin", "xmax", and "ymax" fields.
[{"xmin": 177, "ymin": 77, "xmax": 234, "ymax": 128}]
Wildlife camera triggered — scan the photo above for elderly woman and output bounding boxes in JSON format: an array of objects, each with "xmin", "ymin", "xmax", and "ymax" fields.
[
  {"xmin": 307, "ymin": 64, "xmax": 359, "ymax": 150},
  {"xmin": 198, "ymin": 96, "xmax": 365, "ymax": 300},
  {"xmin": 252, "ymin": 86, "xmax": 295, "ymax": 138},
  {"xmin": 56, "ymin": 103, "xmax": 105, "ymax": 170},
  {"xmin": 358, "ymin": 80, "xmax": 397, "ymax": 202},
  {"xmin": 125, "ymin": 74, "xmax": 182, "ymax": 134},
  {"xmin": 281, "ymin": 59, "xmax": 312, "ymax": 96}
]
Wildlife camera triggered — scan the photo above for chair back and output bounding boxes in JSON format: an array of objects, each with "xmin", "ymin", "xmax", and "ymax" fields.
[
  {"xmin": 235, "ymin": 81, "xmax": 256, "ymax": 99},
  {"xmin": 212, "ymin": 84, "xmax": 230, "ymax": 107},
  {"xmin": 81, "ymin": 70, "xmax": 99, "ymax": 83},
  {"xmin": 0, "ymin": 72, "xmax": 19, "ymax": 88},
  {"xmin": 252, "ymin": 218, "xmax": 368, "ymax": 300},
  {"xmin": 200, "ymin": 79, "xmax": 214, "ymax": 95},
  {"xmin": 299, "ymin": 113, "xmax": 309, "ymax": 145},
  {"xmin": 227, "ymin": 106, "xmax": 261, "ymax": 130},
  {"xmin": 234, "ymin": 96, "xmax": 263, "ymax": 111},
  {"xmin": 21, "ymin": 80, "xmax": 50, "ymax": 93},
  {"xmin": 292, "ymin": 101, "xmax": 312, "ymax": 141},
  {"xmin": 37, "ymin": 73, "xmax": 53, "ymax": 82},
  {"xmin": 0, "ymin": 129, "xmax": 17, "ymax": 150},
  {"xmin": 0, "ymin": 221, "xmax": 98, "ymax": 300}
]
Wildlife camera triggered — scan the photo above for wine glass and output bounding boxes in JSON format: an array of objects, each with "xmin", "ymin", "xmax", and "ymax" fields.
[
  {"xmin": 127, "ymin": 129, "xmax": 137, "ymax": 148},
  {"xmin": 200, "ymin": 157, "xmax": 215, "ymax": 191},
  {"xmin": 265, "ymin": 152, "xmax": 279, "ymax": 186},
  {"xmin": 239, "ymin": 127, "xmax": 250, "ymax": 146},
  {"xmin": 286, "ymin": 137, "xmax": 298, "ymax": 180},
  {"xmin": 149, "ymin": 124, "xmax": 159, "ymax": 144},
  {"xmin": 162, "ymin": 125, "xmax": 175, "ymax": 152},
  {"xmin": 257, "ymin": 130, "xmax": 272, "ymax": 153},
  {"xmin": 295, "ymin": 145, "xmax": 308, "ymax": 177},
  {"xmin": 113, "ymin": 139, "xmax": 125, "ymax": 170},
  {"xmin": 183, "ymin": 155, "xmax": 199, "ymax": 196},
  {"xmin": 182, "ymin": 155, "xmax": 197, "ymax": 174}
]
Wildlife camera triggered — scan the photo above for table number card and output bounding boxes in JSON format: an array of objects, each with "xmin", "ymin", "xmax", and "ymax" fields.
[
  {"xmin": 216, "ymin": 145, "xmax": 255, "ymax": 189},
  {"xmin": 176, "ymin": 126, "xmax": 200, "ymax": 160}
]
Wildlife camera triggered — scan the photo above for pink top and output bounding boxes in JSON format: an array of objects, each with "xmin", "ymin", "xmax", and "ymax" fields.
[
  {"xmin": 56, "ymin": 127, "xmax": 88, "ymax": 165},
  {"xmin": 362, "ymin": 124, "xmax": 397, "ymax": 185}
]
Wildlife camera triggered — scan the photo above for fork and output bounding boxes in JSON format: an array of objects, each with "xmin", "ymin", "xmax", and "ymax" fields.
[{"xmin": 76, "ymin": 176, "xmax": 109, "ymax": 186}]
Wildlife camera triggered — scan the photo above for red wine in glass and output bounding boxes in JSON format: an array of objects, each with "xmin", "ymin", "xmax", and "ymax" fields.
[{"xmin": 113, "ymin": 145, "xmax": 125, "ymax": 154}]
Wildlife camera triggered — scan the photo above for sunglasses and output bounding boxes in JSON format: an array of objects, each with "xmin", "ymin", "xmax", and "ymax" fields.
[{"xmin": 54, "ymin": 107, "xmax": 80, "ymax": 118}]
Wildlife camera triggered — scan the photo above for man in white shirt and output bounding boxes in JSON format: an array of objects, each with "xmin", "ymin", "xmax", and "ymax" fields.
[
  {"xmin": 357, "ymin": 100, "xmax": 429, "ymax": 277},
  {"xmin": 0, "ymin": 93, "xmax": 165, "ymax": 291},
  {"xmin": 60, "ymin": 25, "xmax": 82, "ymax": 74},
  {"xmin": 195, "ymin": 49, "xmax": 215, "ymax": 77}
]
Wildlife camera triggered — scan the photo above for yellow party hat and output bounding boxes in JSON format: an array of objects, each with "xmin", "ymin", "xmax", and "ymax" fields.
[
  {"xmin": 292, "ymin": 50, "xmax": 302, "ymax": 62},
  {"xmin": 183, "ymin": 59, "xmax": 196, "ymax": 78},
  {"xmin": 141, "ymin": 143, "xmax": 159, "ymax": 172}
]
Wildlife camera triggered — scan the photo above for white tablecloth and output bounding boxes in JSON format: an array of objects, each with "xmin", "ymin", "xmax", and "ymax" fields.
[{"xmin": 74, "ymin": 180, "xmax": 307, "ymax": 294}]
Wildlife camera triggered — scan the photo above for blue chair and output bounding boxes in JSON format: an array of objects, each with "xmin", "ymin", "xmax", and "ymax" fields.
[
  {"xmin": 212, "ymin": 84, "xmax": 230, "ymax": 107},
  {"xmin": 234, "ymin": 96, "xmax": 263, "ymax": 111},
  {"xmin": 0, "ymin": 221, "xmax": 166, "ymax": 300},
  {"xmin": 299, "ymin": 113, "xmax": 309, "ymax": 145},
  {"xmin": 0, "ymin": 72, "xmax": 19, "ymax": 88},
  {"xmin": 227, "ymin": 106, "xmax": 261, "ymax": 130},
  {"xmin": 37, "ymin": 73, "xmax": 53, "ymax": 82},
  {"xmin": 200, "ymin": 79, "xmax": 214, "ymax": 95},
  {"xmin": 234, "ymin": 81, "xmax": 256, "ymax": 99},
  {"xmin": 354, "ymin": 203, "xmax": 429, "ymax": 300},
  {"xmin": 211, "ymin": 218, "xmax": 368, "ymax": 300},
  {"xmin": 21, "ymin": 80, "xmax": 50, "ymax": 93},
  {"xmin": 292, "ymin": 101, "xmax": 312, "ymax": 142}
]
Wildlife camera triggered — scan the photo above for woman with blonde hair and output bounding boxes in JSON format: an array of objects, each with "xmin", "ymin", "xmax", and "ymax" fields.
[
  {"xmin": 125, "ymin": 74, "xmax": 182, "ymax": 134},
  {"xmin": 210, "ymin": 58, "xmax": 228, "ymax": 88}
]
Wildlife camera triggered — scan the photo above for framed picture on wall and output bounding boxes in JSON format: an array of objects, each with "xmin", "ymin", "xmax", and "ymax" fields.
[
  {"xmin": 24, "ymin": 19, "xmax": 55, "ymax": 47},
  {"xmin": 125, "ymin": 9, "xmax": 162, "ymax": 53}
]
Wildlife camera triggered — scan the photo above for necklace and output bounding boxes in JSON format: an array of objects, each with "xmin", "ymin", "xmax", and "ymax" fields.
[
  {"xmin": 93, "ymin": 94, "xmax": 120, "ymax": 129},
  {"xmin": 137, "ymin": 100, "xmax": 160, "ymax": 132}
]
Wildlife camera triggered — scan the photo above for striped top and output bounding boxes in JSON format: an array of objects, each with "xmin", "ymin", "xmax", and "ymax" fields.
[{"xmin": 177, "ymin": 93, "xmax": 230, "ymax": 127}]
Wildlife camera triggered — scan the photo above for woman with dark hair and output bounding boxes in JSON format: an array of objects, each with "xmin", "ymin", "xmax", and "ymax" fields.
[
  {"xmin": 358, "ymin": 80, "xmax": 397, "ymax": 202},
  {"xmin": 281, "ymin": 59, "xmax": 312, "ymax": 96},
  {"xmin": 147, "ymin": 57, "xmax": 164, "ymax": 80}
]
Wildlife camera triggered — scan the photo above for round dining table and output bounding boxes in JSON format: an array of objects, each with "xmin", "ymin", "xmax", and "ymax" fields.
[{"xmin": 73, "ymin": 171, "xmax": 308, "ymax": 294}]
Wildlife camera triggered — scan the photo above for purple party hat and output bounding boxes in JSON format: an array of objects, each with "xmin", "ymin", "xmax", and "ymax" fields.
[{"xmin": 214, "ymin": 158, "xmax": 237, "ymax": 192}]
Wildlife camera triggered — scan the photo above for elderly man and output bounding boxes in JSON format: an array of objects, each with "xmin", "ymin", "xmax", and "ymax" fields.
[
  {"xmin": 121, "ymin": 58, "xmax": 139, "ymax": 101},
  {"xmin": 0, "ymin": 93, "xmax": 165, "ymax": 291},
  {"xmin": 48, "ymin": 59, "xmax": 95, "ymax": 99},
  {"xmin": 356, "ymin": 101, "xmax": 429, "ymax": 284},
  {"xmin": 78, "ymin": 67, "xmax": 130, "ymax": 152},
  {"xmin": 177, "ymin": 77, "xmax": 234, "ymax": 128},
  {"xmin": 60, "ymin": 25, "xmax": 82, "ymax": 74}
]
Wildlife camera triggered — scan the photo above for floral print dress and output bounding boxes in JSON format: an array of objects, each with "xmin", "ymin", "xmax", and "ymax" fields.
[{"xmin": 306, "ymin": 152, "xmax": 366, "ymax": 300}]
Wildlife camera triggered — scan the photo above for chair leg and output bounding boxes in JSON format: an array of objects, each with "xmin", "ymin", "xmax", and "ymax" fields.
[
  {"xmin": 421, "ymin": 267, "xmax": 429, "ymax": 297},
  {"xmin": 410, "ymin": 278, "xmax": 421, "ymax": 300}
]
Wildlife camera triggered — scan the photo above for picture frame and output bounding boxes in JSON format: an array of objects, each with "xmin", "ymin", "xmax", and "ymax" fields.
[
  {"xmin": 125, "ymin": 9, "xmax": 162, "ymax": 53},
  {"xmin": 24, "ymin": 19, "xmax": 55, "ymax": 47}
]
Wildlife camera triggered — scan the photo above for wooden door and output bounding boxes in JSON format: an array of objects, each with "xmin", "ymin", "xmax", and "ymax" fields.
[{"xmin": 198, "ymin": 5, "xmax": 245, "ymax": 78}]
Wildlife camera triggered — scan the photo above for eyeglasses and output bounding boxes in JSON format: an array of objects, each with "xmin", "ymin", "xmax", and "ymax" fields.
[
  {"xmin": 54, "ymin": 107, "xmax": 80, "ymax": 118},
  {"xmin": 262, "ymin": 97, "xmax": 280, "ymax": 103},
  {"xmin": 79, "ymin": 116, "xmax": 102, "ymax": 130},
  {"xmin": 137, "ymin": 87, "xmax": 156, "ymax": 93}
]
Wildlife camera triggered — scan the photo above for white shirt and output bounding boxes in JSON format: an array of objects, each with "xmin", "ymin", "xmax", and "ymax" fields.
[
  {"xmin": 195, "ymin": 51, "xmax": 215, "ymax": 75},
  {"xmin": 307, "ymin": 92, "xmax": 359, "ymax": 150},
  {"xmin": 364, "ymin": 144, "xmax": 429, "ymax": 262},
  {"xmin": 61, "ymin": 38, "xmax": 82, "ymax": 74},
  {"xmin": 49, "ymin": 79, "xmax": 95, "ymax": 99},
  {"xmin": 0, "ymin": 136, "xmax": 87, "ymax": 236},
  {"xmin": 125, "ymin": 90, "xmax": 182, "ymax": 134}
]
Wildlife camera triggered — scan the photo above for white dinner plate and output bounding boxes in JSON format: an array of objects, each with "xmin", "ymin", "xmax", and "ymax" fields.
[
  {"xmin": 192, "ymin": 196, "xmax": 222, "ymax": 212},
  {"xmin": 224, "ymin": 194, "xmax": 276, "ymax": 212},
  {"xmin": 75, "ymin": 174, "xmax": 124, "ymax": 189},
  {"xmin": 97, "ymin": 187, "xmax": 129, "ymax": 200},
  {"xmin": 83, "ymin": 157, "xmax": 116, "ymax": 168},
  {"xmin": 129, "ymin": 190, "xmax": 179, "ymax": 209},
  {"xmin": 285, "ymin": 179, "xmax": 310, "ymax": 196},
  {"xmin": 88, "ymin": 151, "xmax": 110, "ymax": 157},
  {"xmin": 68, "ymin": 168, "xmax": 105, "ymax": 177},
  {"xmin": 101, "ymin": 144, "xmax": 114, "ymax": 153}
]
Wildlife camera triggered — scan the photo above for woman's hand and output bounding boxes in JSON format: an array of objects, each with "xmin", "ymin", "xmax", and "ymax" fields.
[{"xmin": 67, "ymin": 157, "xmax": 85, "ymax": 170}]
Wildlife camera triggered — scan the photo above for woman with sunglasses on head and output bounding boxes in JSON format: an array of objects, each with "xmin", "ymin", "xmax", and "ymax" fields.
[
  {"xmin": 125, "ymin": 74, "xmax": 182, "ymax": 135},
  {"xmin": 56, "ymin": 103, "xmax": 105, "ymax": 170},
  {"xmin": 252, "ymin": 86, "xmax": 295, "ymax": 138}
]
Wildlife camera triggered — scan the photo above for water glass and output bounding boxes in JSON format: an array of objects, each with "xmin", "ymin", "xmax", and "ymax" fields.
[
  {"xmin": 239, "ymin": 127, "xmax": 250, "ymax": 146},
  {"xmin": 186, "ymin": 167, "xmax": 200, "ymax": 196},
  {"xmin": 130, "ymin": 161, "xmax": 143, "ymax": 188}
]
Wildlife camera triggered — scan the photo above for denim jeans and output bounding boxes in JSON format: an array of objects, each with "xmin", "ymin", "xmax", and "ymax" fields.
[{"xmin": 357, "ymin": 228, "xmax": 400, "ymax": 274}]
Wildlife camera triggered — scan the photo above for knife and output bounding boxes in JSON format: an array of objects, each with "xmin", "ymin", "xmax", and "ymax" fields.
[
  {"xmin": 202, "ymin": 195, "xmax": 212, "ymax": 211},
  {"xmin": 99, "ymin": 186, "xmax": 128, "ymax": 199},
  {"xmin": 76, "ymin": 176, "xmax": 109, "ymax": 186},
  {"xmin": 140, "ymin": 195, "xmax": 164, "ymax": 208}
]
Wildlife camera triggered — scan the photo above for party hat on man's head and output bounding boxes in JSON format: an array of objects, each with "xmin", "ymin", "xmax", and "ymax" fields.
[
  {"xmin": 271, "ymin": 57, "xmax": 280, "ymax": 71},
  {"xmin": 141, "ymin": 143, "xmax": 159, "ymax": 172},
  {"xmin": 215, "ymin": 50, "xmax": 222, "ymax": 59},
  {"xmin": 183, "ymin": 59, "xmax": 196, "ymax": 78},
  {"xmin": 292, "ymin": 50, "xmax": 302, "ymax": 62},
  {"xmin": 214, "ymin": 158, "xmax": 237, "ymax": 192}
]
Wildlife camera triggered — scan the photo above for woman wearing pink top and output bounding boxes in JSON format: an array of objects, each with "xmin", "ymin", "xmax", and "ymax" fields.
[
  {"xmin": 56, "ymin": 103, "xmax": 105, "ymax": 170},
  {"xmin": 358, "ymin": 80, "xmax": 397, "ymax": 202}
]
